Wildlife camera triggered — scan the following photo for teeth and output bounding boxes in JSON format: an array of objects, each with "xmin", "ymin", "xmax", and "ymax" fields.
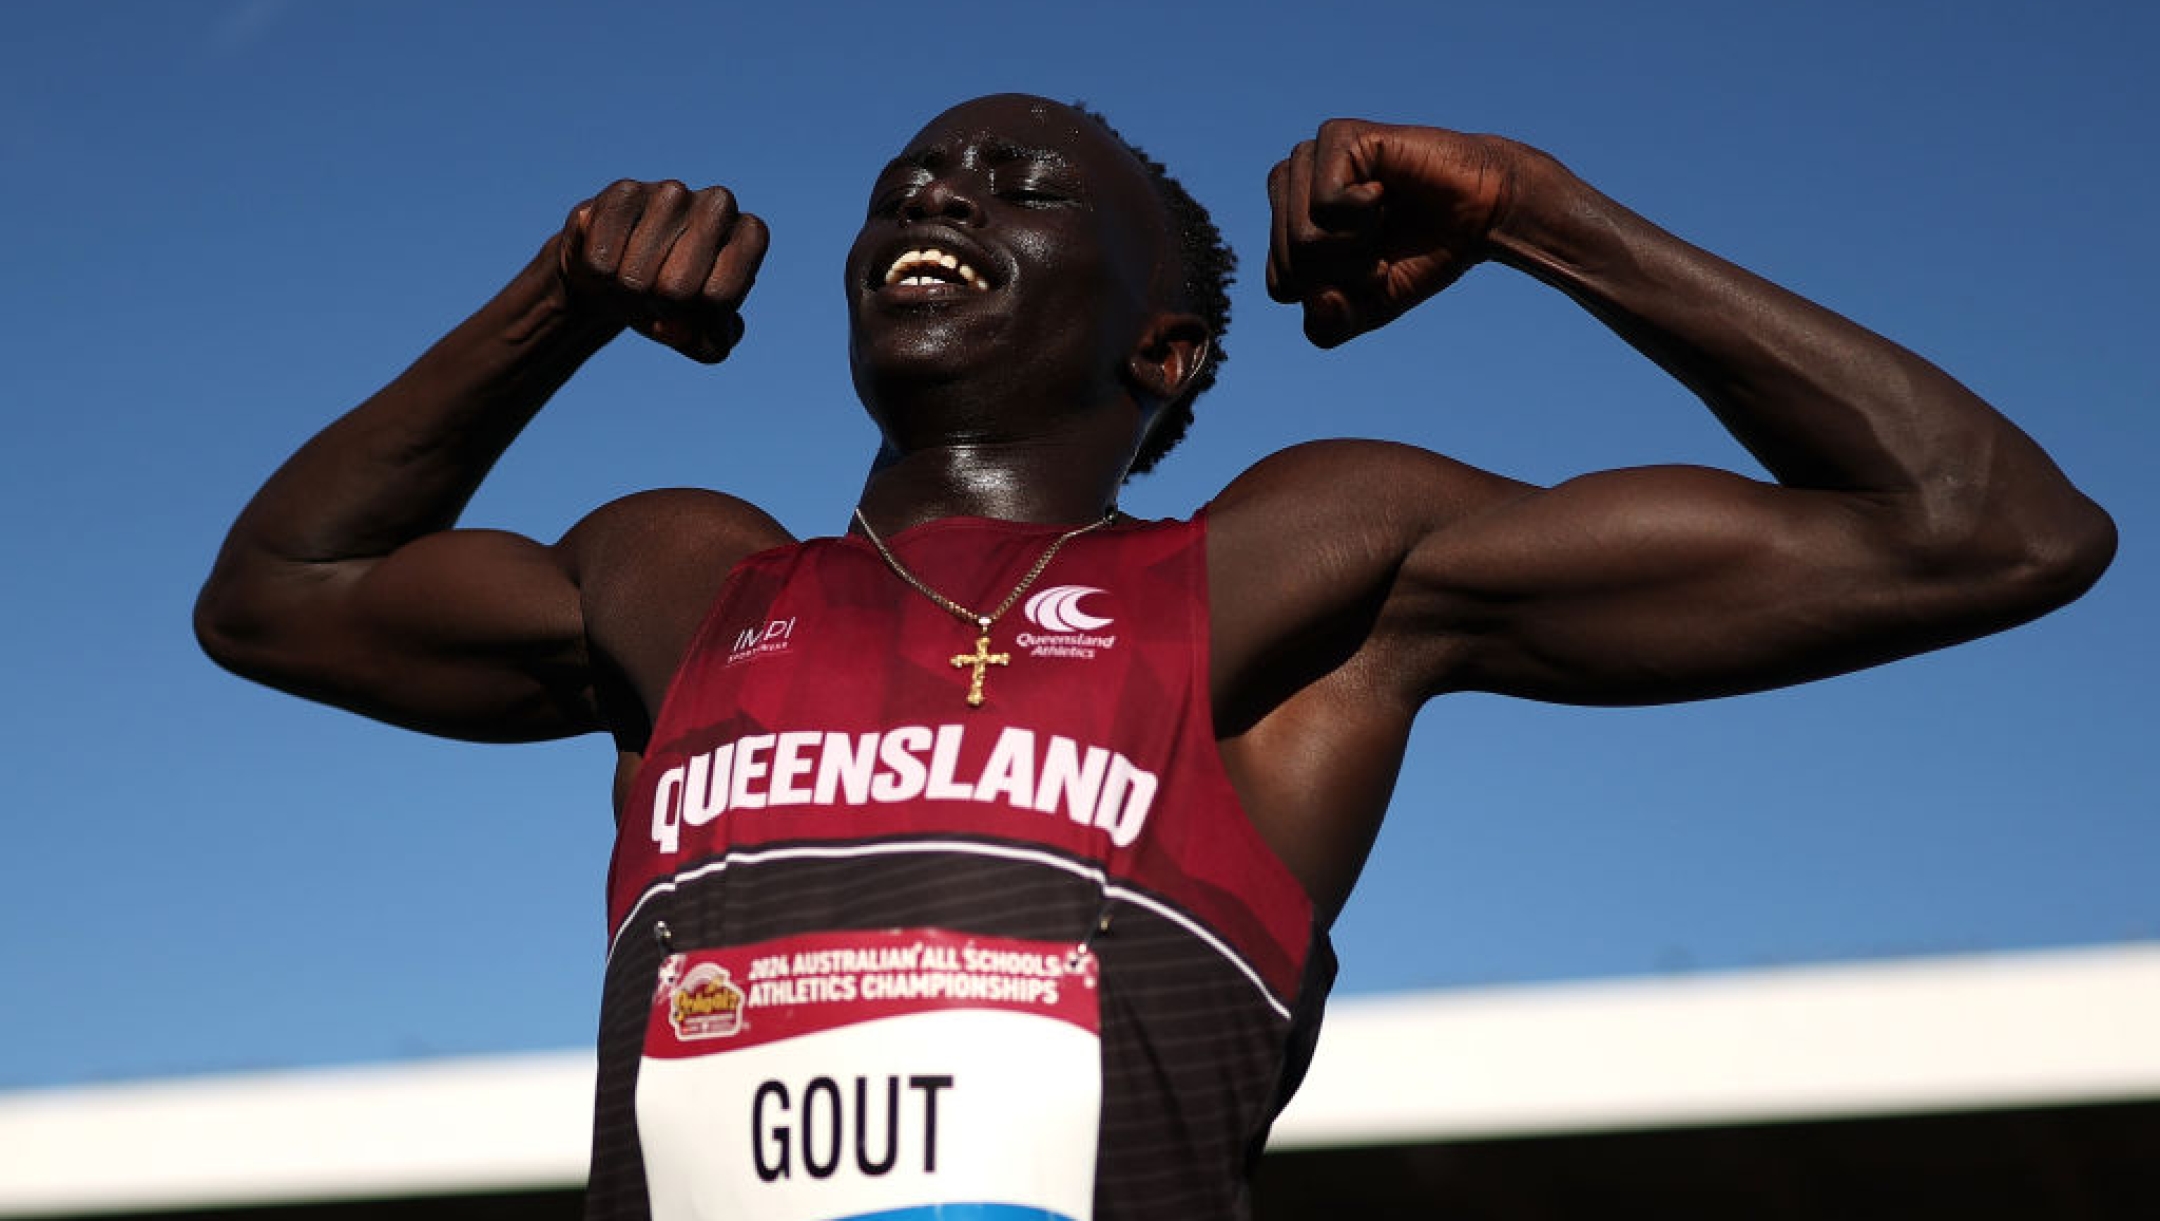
[{"xmin": 882, "ymin": 247, "xmax": 987, "ymax": 290}]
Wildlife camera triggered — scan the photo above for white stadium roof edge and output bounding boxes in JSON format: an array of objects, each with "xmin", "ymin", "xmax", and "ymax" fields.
[{"xmin": 4, "ymin": 942, "xmax": 2156, "ymax": 1218}]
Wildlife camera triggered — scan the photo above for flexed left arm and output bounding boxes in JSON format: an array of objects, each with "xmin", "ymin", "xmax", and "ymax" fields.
[{"xmin": 1251, "ymin": 120, "xmax": 2115, "ymax": 705}]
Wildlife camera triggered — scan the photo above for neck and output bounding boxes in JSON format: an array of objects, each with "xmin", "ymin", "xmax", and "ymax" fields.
[
  {"xmin": 851, "ymin": 406, "xmax": 1144, "ymax": 536},
  {"xmin": 853, "ymin": 440, "xmax": 1124, "ymax": 535}
]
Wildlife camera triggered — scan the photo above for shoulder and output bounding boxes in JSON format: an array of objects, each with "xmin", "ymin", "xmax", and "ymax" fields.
[
  {"xmin": 1206, "ymin": 439, "xmax": 1526, "ymax": 569},
  {"xmin": 563, "ymin": 485, "xmax": 793, "ymax": 542},
  {"xmin": 557, "ymin": 489, "xmax": 797, "ymax": 700},
  {"xmin": 1202, "ymin": 440, "xmax": 1533, "ymax": 721},
  {"xmin": 558, "ymin": 488, "xmax": 795, "ymax": 585},
  {"xmin": 1216, "ymin": 437, "xmax": 1461, "ymax": 493}
]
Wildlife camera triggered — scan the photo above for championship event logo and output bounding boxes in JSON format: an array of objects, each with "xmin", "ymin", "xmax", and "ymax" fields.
[{"xmin": 663, "ymin": 958, "xmax": 748, "ymax": 1040}]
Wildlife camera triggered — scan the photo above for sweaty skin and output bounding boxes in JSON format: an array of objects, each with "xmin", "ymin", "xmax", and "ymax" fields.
[{"xmin": 197, "ymin": 94, "xmax": 2113, "ymax": 932}]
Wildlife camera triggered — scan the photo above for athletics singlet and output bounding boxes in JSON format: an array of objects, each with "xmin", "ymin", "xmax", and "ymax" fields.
[{"xmin": 588, "ymin": 515, "xmax": 1333, "ymax": 1221}]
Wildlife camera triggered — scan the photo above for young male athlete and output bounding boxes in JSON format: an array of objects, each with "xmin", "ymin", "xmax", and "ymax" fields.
[{"xmin": 198, "ymin": 94, "xmax": 2113, "ymax": 1220}]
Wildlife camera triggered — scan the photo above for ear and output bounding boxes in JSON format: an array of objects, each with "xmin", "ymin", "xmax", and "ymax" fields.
[{"xmin": 1124, "ymin": 312, "xmax": 1211, "ymax": 407}]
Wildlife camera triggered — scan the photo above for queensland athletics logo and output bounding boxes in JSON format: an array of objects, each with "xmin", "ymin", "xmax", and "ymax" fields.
[{"xmin": 1017, "ymin": 586, "xmax": 1118, "ymax": 659}]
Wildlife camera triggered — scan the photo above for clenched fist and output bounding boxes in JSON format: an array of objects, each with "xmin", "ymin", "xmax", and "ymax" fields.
[
  {"xmin": 1266, "ymin": 121, "xmax": 1530, "ymax": 348},
  {"xmin": 558, "ymin": 179, "xmax": 769, "ymax": 364}
]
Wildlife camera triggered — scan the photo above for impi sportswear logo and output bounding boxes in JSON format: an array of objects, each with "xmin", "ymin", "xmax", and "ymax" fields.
[
  {"xmin": 1017, "ymin": 586, "xmax": 1117, "ymax": 659},
  {"xmin": 727, "ymin": 616, "xmax": 796, "ymax": 664}
]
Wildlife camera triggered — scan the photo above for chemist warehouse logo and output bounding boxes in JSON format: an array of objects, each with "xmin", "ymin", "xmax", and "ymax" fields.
[{"xmin": 1015, "ymin": 585, "xmax": 1117, "ymax": 660}]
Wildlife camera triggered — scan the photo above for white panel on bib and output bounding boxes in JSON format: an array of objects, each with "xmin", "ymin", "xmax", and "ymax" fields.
[{"xmin": 637, "ymin": 928, "xmax": 1101, "ymax": 1221}]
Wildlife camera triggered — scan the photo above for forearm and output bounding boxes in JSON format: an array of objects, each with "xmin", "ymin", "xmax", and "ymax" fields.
[
  {"xmin": 1262, "ymin": 120, "xmax": 2113, "ymax": 709},
  {"xmin": 223, "ymin": 240, "xmax": 617, "ymax": 569},
  {"xmin": 197, "ymin": 178, "xmax": 765, "ymax": 734},
  {"xmin": 1488, "ymin": 155, "xmax": 2107, "ymax": 547}
]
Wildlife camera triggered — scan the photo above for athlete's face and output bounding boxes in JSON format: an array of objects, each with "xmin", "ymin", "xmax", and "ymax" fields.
[{"xmin": 845, "ymin": 95, "xmax": 1178, "ymax": 419}]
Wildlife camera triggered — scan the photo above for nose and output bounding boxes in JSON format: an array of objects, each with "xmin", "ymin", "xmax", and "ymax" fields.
[{"xmin": 899, "ymin": 175, "xmax": 983, "ymax": 226}]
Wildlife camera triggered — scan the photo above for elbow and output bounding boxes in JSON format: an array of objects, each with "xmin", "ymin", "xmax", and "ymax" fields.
[
  {"xmin": 1928, "ymin": 489, "xmax": 2117, "ymax": 629},
  {"xmin": 192, "ymin": 573, "xmax": 258, "ymax": 677},
  {"xmin": 193, "ymin": 563, "xmax": 295, "ymax": 683},
  {"xmin": 2020, "ymin": 492, "xmax": 2117, "ymax": 610}
]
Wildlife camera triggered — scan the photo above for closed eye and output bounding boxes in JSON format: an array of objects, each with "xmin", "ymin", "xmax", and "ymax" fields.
[
  {"xmin": 993, "ymin": 165, "xmax": 1086, "ymax": 208},
  {"xmin": 868, "ymin": 175, "xmax": 927, "ymax": 218},
  {"xmin": 1001, "ymin": 185, "xmax": 1076, "ymax": 206}
]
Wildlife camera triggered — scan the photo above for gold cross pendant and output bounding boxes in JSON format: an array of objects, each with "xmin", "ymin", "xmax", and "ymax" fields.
[{"xmin": 950, "ymin": 629, "xmax": 1012, "ymax": 708}]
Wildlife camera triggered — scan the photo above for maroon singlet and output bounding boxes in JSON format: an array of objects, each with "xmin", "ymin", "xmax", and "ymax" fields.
[{"xmin": 587, "ymin": 515, "xmax": 1334, "ymax": 1221}]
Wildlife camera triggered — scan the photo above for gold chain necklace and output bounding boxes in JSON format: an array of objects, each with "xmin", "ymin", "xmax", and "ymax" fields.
[{"xmin": 852, "ymin": 506, "xmax": 1114, "ymax": 708}]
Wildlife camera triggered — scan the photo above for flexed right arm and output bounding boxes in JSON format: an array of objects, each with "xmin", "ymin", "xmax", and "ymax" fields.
[{"xmin": 195, "ymin": 182, "xmax": 768, "ymax": 742}]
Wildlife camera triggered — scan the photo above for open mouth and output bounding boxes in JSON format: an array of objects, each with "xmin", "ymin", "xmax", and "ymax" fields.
[{"xmin": 880, "ymin": 245, "xmax": 992, "ymax": 292}]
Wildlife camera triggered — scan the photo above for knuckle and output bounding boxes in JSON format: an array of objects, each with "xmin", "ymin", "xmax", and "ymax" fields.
[
  {"xmin": 690, "ymin": 185, "xmax": 738, "ymax": 221},
  {"xmin": 652, "ymin": 269, "xmax": 701, "ymax": 304},
  {"xmin": 700, "ymin": 274, "xmax": 749, "ymax": 309},
  {"xmin": 729, "ymin": 214, "xmax": 771, "ymax": 259},
  {"xmin": 569, "ymin": 232, "xmax": 613, "ymax": 272}
]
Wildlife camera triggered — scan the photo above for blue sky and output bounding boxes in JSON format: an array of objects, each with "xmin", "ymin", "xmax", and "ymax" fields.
[{"xmin": 1, "ymin": 0, "xmax": 2152, "ymax": 1089}]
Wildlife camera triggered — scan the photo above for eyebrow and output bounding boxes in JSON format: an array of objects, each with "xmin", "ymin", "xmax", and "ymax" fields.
[{"xmin": 884, "ymin": 139, "xmax": 1075, "ymax": 175}]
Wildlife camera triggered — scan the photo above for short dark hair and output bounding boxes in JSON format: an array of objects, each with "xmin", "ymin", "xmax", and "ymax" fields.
[{"xmin": 1075, "ymin": 104, "xmax": 1235, "ymax": 477}]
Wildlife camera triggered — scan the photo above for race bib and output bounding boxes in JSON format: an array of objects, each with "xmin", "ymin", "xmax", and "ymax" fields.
[{"xmin": 636, "ymin": 928, "xmax": 1102, "ymax": 1221}]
